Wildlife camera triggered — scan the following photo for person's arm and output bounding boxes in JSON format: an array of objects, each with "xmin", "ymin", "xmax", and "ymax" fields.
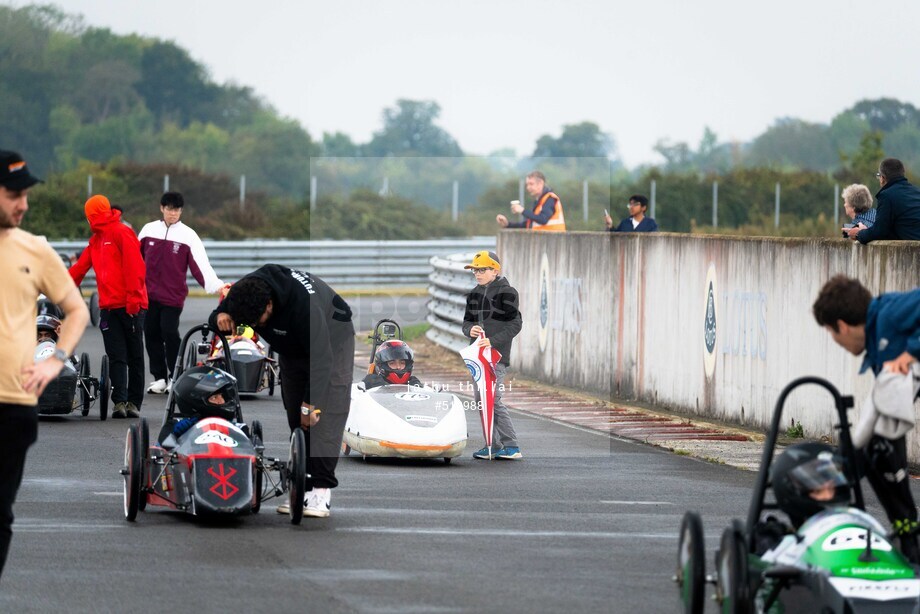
[
  {"xmin": 461, "ymin": 292, "xmax": 479, "ymax": 338},
  {"xmin": 137, "ymin": 223, "xmax": 151, "ymax": 259},
  {"xmin": 68, "ymin": 242, "xmax": 92, "ymax": 286},
  {"xmin": 186, "ymin": 229, "xmax": 224, "ymax": 293},
  {"xmin": 857, "ymin": 198, "xmax": 893, "ymax": 244},
  {"xmin": 117, "ymin": 229, "xmax": 147, "ymax": 315},
  {"xmin": 505, "ymin": 220, "xmax": 527, "ymax": 229},
  {"xmin": 521, "ymin": 197, "xmax": 556, "ymax": 225},
  {"xmin": 486, "ymin": 287, "xmax": 522, "ymax": 347},
  {"xmin": 882, "ymin": 291, "xmax": 920, "ymax": 374}
]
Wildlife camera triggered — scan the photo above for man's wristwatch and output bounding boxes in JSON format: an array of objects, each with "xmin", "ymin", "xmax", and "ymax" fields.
[
  {"xmin": 301, "ymin": 406, "xmax": 314, "ymax": 416},
  {"xmin": 52, "ymin": 348, "xmax": 69, "ymax": 362}
]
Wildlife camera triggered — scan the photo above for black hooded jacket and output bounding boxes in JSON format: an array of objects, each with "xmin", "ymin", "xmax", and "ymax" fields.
[
  {"xmin": 208, "ymin": 264, "xmax": 354, "ymax": 409},
  {"xmin": 461, "ymin": 276, "xmax": 522, "ymax": 366}
]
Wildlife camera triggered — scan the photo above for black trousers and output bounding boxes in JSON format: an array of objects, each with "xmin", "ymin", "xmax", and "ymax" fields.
[
  {"xmin": 861, "ymin": 435, "xmax": 920, "ymax": 561},
  {"xmin": 0, "ymin": 404, "xmax": 38, "ymax": 579},
  {"xmin": 144, "ymin": 301, "xmax": 182, "ymax": 381},
  {"xmin": 100, "ymin": 308, "xmax": 146, "ymax": 408},
  {"xmin": 279, "ymin": 334, "xmax": 354, "ymax": 490}
]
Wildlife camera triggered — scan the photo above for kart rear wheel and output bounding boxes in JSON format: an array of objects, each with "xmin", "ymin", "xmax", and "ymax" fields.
[
  {"xmin": 676, "ymin": 511, "xmax": 706, "ymax": 614},
  {"xmin": 443, "ymin": 457, "xmax": 452, "ymax": 464},
  {"xmin": 267, "ymin": 366, "xmax": 275, "ymax": 396},
  {"xmin": 251, "ymin": 420, "xmax": 263, "ymax": 514},
  {"xmin": 123, "ymin": 425, "xmax": 141, "ymax": 521},
  {"xmin": 89, "ymin": 292, "xmax": 100, "ymax": 327},
  {"xmin": 716, "ymin": 524, "xmax": 752, "ymax": 614},
  {"xmin": 80, "ymin": 352, "xmax": 91, "ymax": 416},
  {"xmin": 137, "ymin": 418, "xmax": 149, "ymax": 511},
  {"xmin": 99, "ymin": 355, "xmax": 110, "ymax": 421},
  {"xmin": 288, "ymin": 429, "xmax": 306, "ymax": 525}
]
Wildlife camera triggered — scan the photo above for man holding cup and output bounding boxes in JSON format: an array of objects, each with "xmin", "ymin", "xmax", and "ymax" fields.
[{"xmin": 496, "ymin": 171, "xmax": 566, "ymax": 231}]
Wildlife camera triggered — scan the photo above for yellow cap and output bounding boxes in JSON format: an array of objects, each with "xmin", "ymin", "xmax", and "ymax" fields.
[{"xmin": 464, "ymin": 251, "xmax": 501, "ymax": 271}]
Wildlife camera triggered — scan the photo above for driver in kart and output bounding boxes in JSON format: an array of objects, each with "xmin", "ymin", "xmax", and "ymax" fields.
[
  {"xmin": 36, "ymin": 315, "xmax": 61, "ymax": 343},
  {"xmin": 362, "ymin": 340, "xmax": 421, "ymax": 389},
  {"xmin": 159, "ymin": 366, "xmax": 239, "ymax": 444},
  {"xmin": 772, "ymin": 442, "xmax": 852, "ymax": 529}
]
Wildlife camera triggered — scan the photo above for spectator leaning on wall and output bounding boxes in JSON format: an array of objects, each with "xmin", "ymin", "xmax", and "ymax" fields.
[
  {"xmin": 605, "ymin": 194, "xmax": 658, "ymax": 232},
  {"xmin": 846, "ymin": 158, "xmax": 920, "ymax": 242},
  {"xmin": 496, "ymin": 171, "xmax": 566, "ymax": 231}
]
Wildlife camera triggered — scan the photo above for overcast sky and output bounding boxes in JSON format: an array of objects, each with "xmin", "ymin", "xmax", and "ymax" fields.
[{"xmin": 23, "ymin": 0, "xmax": 920, "ymax": 167}]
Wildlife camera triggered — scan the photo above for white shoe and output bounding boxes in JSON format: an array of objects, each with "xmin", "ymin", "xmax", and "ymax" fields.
[
  {"xmin": 146, "ymin": 379, "xmax": 167, "ymax": 394},
  {"xmin": 303, "ymin": 488, "xmax": 331, "ymax": 518},
  {"xmin": 276, "ymin": 502, "xmax": 290, "ymax": 514}
]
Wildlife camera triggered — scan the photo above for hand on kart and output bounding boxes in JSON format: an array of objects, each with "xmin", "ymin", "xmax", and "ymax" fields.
[
  {"xmin": 216, "ymin": 312, "xmax": 235, "ymax": 333},
  {"xmin": 21, "ymin": 357, "xmax": 65, "ymax": 397},
  {"xmin": 495, "ymin": 214, "xmax": 509, "ymax": 228},
  {"xmin": 300, "ymin": 404, "xmax": 321, "ymax": 429},
  {"xmin": 884, "ymin": 351, "xmax": 917, "ymax": 375},
  {"xmin": 470, "ymin": 325, "xmax": 484, "ymax": 338}
]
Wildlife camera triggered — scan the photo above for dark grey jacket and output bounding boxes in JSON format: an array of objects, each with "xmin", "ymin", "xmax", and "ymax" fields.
[{"xmin": 461, "ymin": 276, "xmax": 522, "ymax": 366}]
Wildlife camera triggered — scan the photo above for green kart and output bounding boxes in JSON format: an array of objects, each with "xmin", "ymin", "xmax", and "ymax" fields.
[{"xmin": 675, "ymin": 376, "xmax": 920, "ymax": 613}]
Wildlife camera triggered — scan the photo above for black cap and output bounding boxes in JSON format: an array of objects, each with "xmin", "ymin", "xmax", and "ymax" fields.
[{"xmin": 0, "ymin": 150, "xmax": 42, "ymax": 190}]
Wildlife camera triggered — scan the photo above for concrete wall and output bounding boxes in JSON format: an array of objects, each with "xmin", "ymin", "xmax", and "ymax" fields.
[{"xmin": 498, "ymin": 231, "xmax": 920, "ymax": 460}]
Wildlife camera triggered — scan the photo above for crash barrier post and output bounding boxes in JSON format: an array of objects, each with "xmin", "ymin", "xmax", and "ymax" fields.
[
  {"xmin": 50, "ymin": 237, "xmax": 496, "ymax": 290},
  {"xmin": 491, "ymin": 231, "xmax": 920, "ymax": 462}
]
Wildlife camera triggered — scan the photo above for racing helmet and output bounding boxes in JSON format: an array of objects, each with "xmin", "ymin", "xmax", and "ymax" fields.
[
  {"xmin": 771, "ymin": 442, "xmax": 851, "ymax": 527},
  {"xmin": 36, "ymin": 314, "xmax": 62, "ymax": 342},
  {"xmin": 172, "ymin": 366, "xmax": 238, "ymax": 421},
  {"xmin": 374, "ymin": 340, "xmax": 415, "ymax": 384}
]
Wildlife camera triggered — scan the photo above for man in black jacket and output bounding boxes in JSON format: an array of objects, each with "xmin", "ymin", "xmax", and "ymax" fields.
[
  {"xmin": 848, "ymin": 158, "xmax": 920, "ymax": 243},
  {"xmin": 209, "ymin": 264, "xmax": 354, "ymax": 518},
  {"xmin": 461, "ymin": 251, "xmax": 523, "ymax": 460}
]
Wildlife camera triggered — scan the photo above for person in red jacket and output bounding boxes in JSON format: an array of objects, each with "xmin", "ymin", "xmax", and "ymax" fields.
[{"xmin": 70, "ymin": 195, "xmax": 148, "ymax": 418}]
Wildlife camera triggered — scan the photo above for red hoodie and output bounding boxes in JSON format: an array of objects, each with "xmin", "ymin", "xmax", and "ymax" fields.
[{"xmin": 69, "ymin": 209, "xmax": 148, "ymax": 314}]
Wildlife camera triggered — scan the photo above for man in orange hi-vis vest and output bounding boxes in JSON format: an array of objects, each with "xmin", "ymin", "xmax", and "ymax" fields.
[{"xmin": 496, "ymin": 171, "xmax": 566, "ymax": 231}]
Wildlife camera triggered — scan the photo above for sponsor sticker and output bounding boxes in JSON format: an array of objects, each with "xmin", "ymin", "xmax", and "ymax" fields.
[
  {"xmin": 538, "ymin": 252, "xmax": 550, "ymax": 353},
  {"xmin": 395, "ymin": 392, "xmax": 431, "ymax": 401},
  {"xmin": 404, "ymin": 415, "xmax": 438, "ymax": 424},
  {"xmin": 822, "ymin": 527, "xmax": 892, "ymax": 552},
  {"xmin": 464, "ymin": 359, "xmax": 481, "ymax": 382},
  {"xmin": 194, "ymin": 431, "xmax": 238, "ymax": 448},
  {"xmin": 703, "ymin": 262, "xmax": 718, "ymax": 378}
]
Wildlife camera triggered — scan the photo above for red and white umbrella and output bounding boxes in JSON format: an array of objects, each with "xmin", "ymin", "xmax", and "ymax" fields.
[{"xmin": 459, "ymin": 333, "xmax": 502, "ymax": 459}]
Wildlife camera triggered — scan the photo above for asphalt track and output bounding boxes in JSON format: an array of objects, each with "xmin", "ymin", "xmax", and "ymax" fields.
[{"xmin": 1, "ymin": 298, "xmax": 913, "ymax": 613}]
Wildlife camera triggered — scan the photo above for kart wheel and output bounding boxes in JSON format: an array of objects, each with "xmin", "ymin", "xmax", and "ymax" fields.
[
  {"xmin": 288, "ymin": 429, "xmax": 306, "ymax": 525},
  {"xmin": 267, "ymin": 367, "xmax": 275, "ymax": 396},
  {"xmin": 716, "ymin": 524, "xmax": 752, "ymax": 614},
  {"xmin": 80, "ymin": 352, "xmax": 91, "ymax": 416},
  {"xmin": 137, "ymin": 418, "xmax": 149, "ymax": 511},
  {"xmin": 123, "ymin": 425, "xmax": 141, "ymax": 521},
  {"xmin": 99, "ymin": 355, "xmax": 110, "ymax": 421},
  {"xmin": 443, "ymin": 457, "xmax": 452, "ymax": 464},
  {"xmin": 251, "ymin": 420, "xmax": 263, "ymax": 514},
  {"xmin": 676, "ymin": 511, "xmax": 705, "ymax": 614},
  {"xmin": 89, "ymin": 292, "xmax": 100, "ymax": 327}
]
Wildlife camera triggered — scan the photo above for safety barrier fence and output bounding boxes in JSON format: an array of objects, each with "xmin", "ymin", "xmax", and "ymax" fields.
[
  {"xmin": 426, "ymin": 253, "xmax": 480, "ymax": 352},
  {"xmin": 49, "ymin": 237, "xmax": 496, "ymax": 290}
]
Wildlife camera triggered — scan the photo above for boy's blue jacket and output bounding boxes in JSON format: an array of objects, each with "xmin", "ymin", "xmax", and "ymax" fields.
[{"xmin": 861, "ymin": 288, "xmax": 920, "ymax": 375}]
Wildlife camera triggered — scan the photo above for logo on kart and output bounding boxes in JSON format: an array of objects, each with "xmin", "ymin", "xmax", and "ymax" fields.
[
  {"xmin": 404, "ymin": 414, "xmax": 438, "ymax": 424},
  {"xmin": 703, "ymin": 262, "xmax": 718, "ymax": 379},
  {"xmin": 395, "ymin": 392, "xmax": 430, "ymax": 401},
  {"xmin": 822, "ymin": 527, "xmax": 892, "ymax": 552},
  {"xmin": 194, "ymin": 431, "xmax": 238, "ymax": 448},
  {"xmin": 464, "ymin": 359, "xmax": 482, "ymax": 382}
]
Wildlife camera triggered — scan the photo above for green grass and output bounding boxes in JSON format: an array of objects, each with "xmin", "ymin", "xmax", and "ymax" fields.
[
  {"xmin": 786, "ymin": 419, "xmax": 805, "ymax": 439},
  {"xmin": 400, "ymin": 323, "xmax": 431, "ymax": 341}
]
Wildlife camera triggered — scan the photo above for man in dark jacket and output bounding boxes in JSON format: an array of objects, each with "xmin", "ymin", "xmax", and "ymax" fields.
[
  {"xmin": 812, "ymin": 275, "xmax": 920, "ymax": 562},
  {"xmin": 208, "ymin": 264, "xmax": 354, "ymax": 518},
  {"xmin": 849, "ymin": 158, "xmax": 920, "ymax": 243},
  {"xmin": 605, "ymin": 194, "xmax": 659, "ymax": 232},
  {"xmin": 461, "ymin": 251, "xmax": 523, "ymax": 460},
  {"xmin": 70, "ymin": 195, "xmax": 148, "ymax": 419}
]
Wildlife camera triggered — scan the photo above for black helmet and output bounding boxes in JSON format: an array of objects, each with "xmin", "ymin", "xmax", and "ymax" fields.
[
  {"xmin": 374, "ymin": 340, "xmax": 414, "ymax": 384},
  {"xmin": 36, "ymin": 315, "xmax": 62, "ymax": 341},
  {"xmin": 771, "ymin": 442, "xmax": 851, "ymax": 527},
  {"xmin": 172, "ymin": 366, "xmax": 238, "ymax": 421},
  {"xmin": 37, "ymin": 297, "xmax": 64, "ymax": 319}
]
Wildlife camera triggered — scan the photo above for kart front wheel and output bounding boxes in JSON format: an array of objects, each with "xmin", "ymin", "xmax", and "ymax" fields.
[
  {"xmin": 123, "ymin": 425, "xmax": 141, "ymax": 521},
  {"xmin": 137, "ymin": 418, "xmax": 149, "ymax": 512},
  {"xmin": 251, "ymin": 420, "xmax": 263, "ymax": 514},
  {"xmin": 99, "ymin": 355, "xmax": 110, "ymax": 421},
  {"xmin": 80, "ymin": 352, "xmax": 91, "ymax": 416},
  {"xmin": 288, "ymin": 429, "xmax": 306, "ymax": 525},
  {"xmin": 716, "ymin": 523, "xmax": 752, "ymax": 614},
  {"xmin": 676, "ymin": 511, "xmax": 705, "ymax": 614}
]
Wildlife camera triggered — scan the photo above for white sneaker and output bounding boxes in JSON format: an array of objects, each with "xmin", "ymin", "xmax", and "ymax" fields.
[
  {"xmin": 146, "ymin": 379, "xmax": 167, "ymax": 394},
  {"xmin": 303, "ymin": 488, "xmax": 331, "ymax": 518},
  {"xmin": 276, "ymin": 502, "xmax": 290, "ymax": 515}
]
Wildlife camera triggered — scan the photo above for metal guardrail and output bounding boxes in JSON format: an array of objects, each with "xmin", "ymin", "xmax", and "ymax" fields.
[
  {"xmin": 426, "ymin": 252, "xmax": 480, "ymax": 352},
  {"xmin": 50, "ymin": 237, "xmax": 496, "ymax": 290}
]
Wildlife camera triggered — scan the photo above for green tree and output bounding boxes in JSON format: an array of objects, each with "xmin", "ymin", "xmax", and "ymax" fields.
[
  {"xmin": 531, "ymin": 121, "xmax": 615, "ymax": 159},
  {"xmin": 136, "ymin": 41, "xmax": 216, "ymax": 127},
  {"xmin": 746, "ymin": 118, "xmax": 837, "ymax": 171},
  {"xmin": 849, "ymin": 98, "xmax": 920, "ymax": 133},
  {"xmin": 836, "ymin": 131, "xmax": 885, "ymax": 185},
  {"xmin": 322, "ymin": 131, "xmax": 360, "ymax": 157},
  {"xmin": 365, "ymin": 100, "xmax": 462, "ymax": 157}
]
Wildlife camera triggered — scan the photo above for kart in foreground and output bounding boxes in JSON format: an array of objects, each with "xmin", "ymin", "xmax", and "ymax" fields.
[
  {"xmin": 121, "ymin": 324, "xmax": 306, "ymax": 524},
  {"xmin": 675, "ymin": 376, "xmax": 920, "ymax": 613},
  {"xmin": 343, "ymin": 319, "xmax": 467, "ymax": 463},
  {"xmin": 36, "ymin": 342, "xmax": 110, "ymax": 420},
  {"xmin": 187, "ymin": 325, "xmax": 277, "ymax": 395}
]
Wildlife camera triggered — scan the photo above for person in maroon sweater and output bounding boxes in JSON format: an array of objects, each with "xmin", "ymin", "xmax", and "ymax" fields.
[{"xmin": 70, "ymin": 195, "xmax": 148, "ymax": 418}]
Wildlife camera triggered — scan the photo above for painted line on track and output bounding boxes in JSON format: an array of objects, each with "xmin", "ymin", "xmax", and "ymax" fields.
[{"xmin": 338, "ymin": 527, "xmax": 677, "ymax": 539}]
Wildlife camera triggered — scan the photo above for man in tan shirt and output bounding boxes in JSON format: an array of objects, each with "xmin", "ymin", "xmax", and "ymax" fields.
[{"xmin": 0, "ymin": 149, "xmax": 89, "ymax": 578}]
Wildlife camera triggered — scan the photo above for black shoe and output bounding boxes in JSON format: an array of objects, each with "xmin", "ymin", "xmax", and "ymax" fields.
[
  {"xmin": 125, "ymin": 402, "xmax": 140, "ymax": 418},
  {"xmin": 112, "ymin": 402, "xmax": 127, "ymax": 419}
]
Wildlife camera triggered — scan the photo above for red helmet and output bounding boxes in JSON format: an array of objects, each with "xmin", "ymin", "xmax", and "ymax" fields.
[{"xmin": 374, "ymin": 340, "xmax": 414, "ymax": 384}]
